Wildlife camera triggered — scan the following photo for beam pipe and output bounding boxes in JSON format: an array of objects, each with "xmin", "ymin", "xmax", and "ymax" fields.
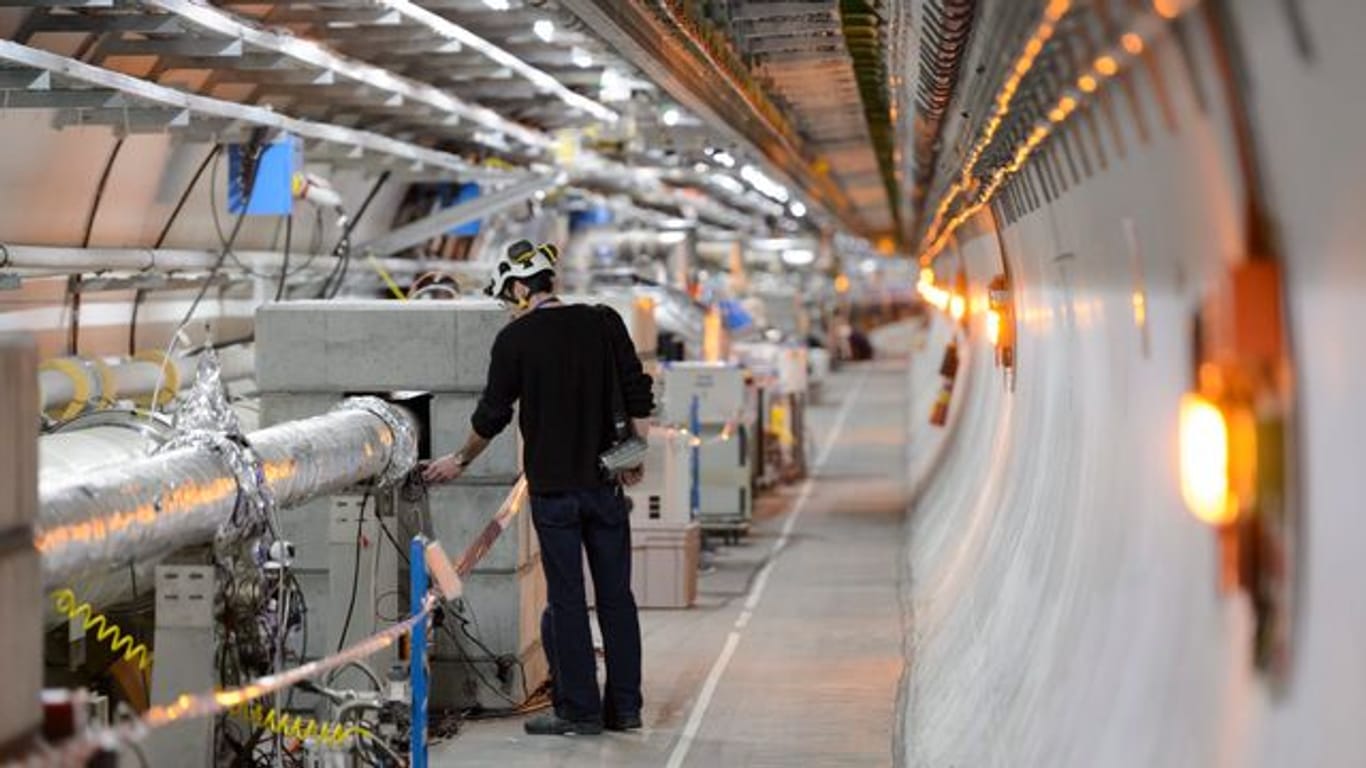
[{"xmin": 36, "ymin": 398, "xmax": 417, "ymax": 589}]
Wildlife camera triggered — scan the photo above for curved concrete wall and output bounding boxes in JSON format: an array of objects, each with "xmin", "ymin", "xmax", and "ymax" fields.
[{"xmin": 902, "ymin": 2, "xmax": 1365, "ymax": 766}]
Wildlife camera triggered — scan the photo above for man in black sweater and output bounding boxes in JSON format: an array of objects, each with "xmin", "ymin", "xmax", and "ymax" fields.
[{"xmin": 422, "ymin": 240, "xmax": 653, "ymax": 736}]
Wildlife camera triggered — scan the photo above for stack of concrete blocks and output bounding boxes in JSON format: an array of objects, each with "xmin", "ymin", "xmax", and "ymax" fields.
[
  {"xmin": 0, "ymin": 335, "xmax": 41, "ymax": 758},
  {"xmin": 254, "ymin": 300, "xmax": 546, "ymax": 712}
]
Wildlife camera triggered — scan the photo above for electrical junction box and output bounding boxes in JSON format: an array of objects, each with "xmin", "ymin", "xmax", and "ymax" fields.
[
  {"xmin": 626, "ymin": 426, "xmax": 693, "ymax": 529},
  {"xmin": 661, "ymin": 362, "xmax": 745, "ymax": 425},
  {"xmin": 228, "ymin": 135, "xmax": 299, "ymax": 215}
]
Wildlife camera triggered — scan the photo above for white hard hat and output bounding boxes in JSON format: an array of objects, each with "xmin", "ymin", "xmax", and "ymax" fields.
[{"xmin": 486, "ymin": 239, "xmax": 559, "ymax": 300}]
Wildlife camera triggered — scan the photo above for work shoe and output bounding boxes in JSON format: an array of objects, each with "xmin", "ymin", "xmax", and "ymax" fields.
[
  {"xmin": 523, "ymin": 712, "xmax": 603, "ymax": 736},
  {"xmin": 605, "ymin": 713, "xmax": 642, "ymax": 732}
]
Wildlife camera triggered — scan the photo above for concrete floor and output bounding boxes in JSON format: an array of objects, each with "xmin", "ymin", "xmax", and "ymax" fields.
[{"xmin": 432, "ymin": 360, "xmax": 911, "ymax": 767}]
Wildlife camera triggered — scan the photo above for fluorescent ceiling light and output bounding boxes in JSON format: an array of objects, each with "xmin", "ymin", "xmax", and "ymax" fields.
[
  {"xmin": 709, "ymin": 173, "xmax": 745, "ymax": 195},
  {"xmin": 600, "ymin": 69, "xmax": 631, "ymax": 102},
  {"xmin": 789, "ymin": 201, "xmax": 806, "ymax": 218},
  {"xmin": 659, "ymin": 231, "xmax": 688, "ymax": 244},
  {"xmin": 374, "ymin": 0, "xmax": 617, "ymax": 122},
  {"xmin": 533, "ymin": 19, "xmax": 555, "ymax": 43},
  {"xmin": 740, "ymin": 164, "xmax": 789, "ymax": 203},
  {"xmin": 781, "ymin": 249, "xmax": 815, "ymax": 267},
  {"xmin": 712, "ymin": 150, "xmax": 736, "ymax": 168},
  {"xmin": 693, "ymin": 162, "xmax": 709, "ymax": 173},
  {"xmin": 571, "ymin": 46, "xmax": 593, "ymax": 68},
  {"xmin": 661, "ymin": 108, "xmax": 680, "ymax": 126}
]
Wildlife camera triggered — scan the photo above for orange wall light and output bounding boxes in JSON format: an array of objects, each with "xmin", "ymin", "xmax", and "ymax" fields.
[
  {"xmin": 949, "ymin": 294, "xmax": 966, "ymax": 322},
  {"xmin": 1179, "ymin": 393, "xmax": 1236, "ymax": 526},
  {"xmin": 985, "ymin": 308, "xmax": 1002, "ymax": 347}
]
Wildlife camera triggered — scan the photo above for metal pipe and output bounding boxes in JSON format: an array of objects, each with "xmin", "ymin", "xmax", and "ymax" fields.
[
  {"xmin": 354, "ymin": 173, "xmax": 566, "ymax": 259},
  {"xmin": 37, "ymin": 344, "xmax": 255, "ymax": 412},
  {"xmin": 37, "ymin": 398, "xmax": 417, "ymax": 589},
  {"xmin": 0, "ymin": 244, "xmax": 433, "ymax": 278}
]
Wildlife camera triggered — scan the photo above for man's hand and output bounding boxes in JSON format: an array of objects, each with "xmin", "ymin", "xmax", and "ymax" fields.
[
  {"xmin": 421, "ymin": 453, "xmax": 466, "ymax": 484},
  {"xmin": 620, "ymin": 465, "xmax": 645, "ymax": 487}
]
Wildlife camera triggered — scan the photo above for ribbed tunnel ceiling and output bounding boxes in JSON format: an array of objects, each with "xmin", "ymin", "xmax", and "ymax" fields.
[{"xmin": 727, "ymin": 1, "xmax": 894, "ymax": 234}]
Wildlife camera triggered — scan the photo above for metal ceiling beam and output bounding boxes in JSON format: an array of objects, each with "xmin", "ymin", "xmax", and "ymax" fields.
[
  {"xmin": 136, "ymin": 0, "xmax": 552, "ymax": 150},
  {"xmin": 0, "ymin": 68, "xmax": 50, "ymax": 89},
  {"xmin": 357, "ymin": 173, "xmax": 566, "ymax": 259},
  {"xmin": 0, "ymin": 39, "xmax": 510, "ymax": 181},
  {"xmin": 558, "ymin": 0, "xmax": 857, "ymax": 234}
]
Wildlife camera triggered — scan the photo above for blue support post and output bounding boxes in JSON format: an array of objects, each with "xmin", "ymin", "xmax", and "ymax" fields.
[
  {"xmin": 690, "ymin": 395, "xmax": 700, "ymax": 519},
  {"xmin": 409, "ymin": 535, "xmax": 429, "ymax": 768}
]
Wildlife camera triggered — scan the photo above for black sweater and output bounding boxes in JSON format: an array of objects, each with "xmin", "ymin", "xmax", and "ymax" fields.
[{"xmin": 471, "ymin": 303, "xmax": 654, "ymax": 493}]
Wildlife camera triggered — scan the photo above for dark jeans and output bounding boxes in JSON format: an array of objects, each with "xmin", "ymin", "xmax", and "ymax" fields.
[{"xmin": 531, "ymin": 486, "xmax": 642, "ymax": 723}]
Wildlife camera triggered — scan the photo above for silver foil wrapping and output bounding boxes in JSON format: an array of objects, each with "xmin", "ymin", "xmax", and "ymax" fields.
[
  {"xmin": 37, "ymin": 399, "xmax": 419, "ymax": 589},
  {"xmin": 160, "ymin": 347, "xmax": 276, "ymax": 544}
]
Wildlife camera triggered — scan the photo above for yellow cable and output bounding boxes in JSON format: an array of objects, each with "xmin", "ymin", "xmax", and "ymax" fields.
[
  {"xmin": 230, "ymin": 702, "xmax": 373, "ymax": 748},
  {"xmin": 367, "ymin": 253, "xmax": 408, "ymax": 302},
  {"xmin": 132, "ymin": 349, "xmax": 180, "ymax": 408},
  {"xmin": 52, "ymin": 588, "xmax": 153, "ymax": 671},
  {"xmin": 91, "ymin": 358, "xmax": 118, "ymax": 409},
  {"xmin": 39, "ymin": 358, "xmax": 93, "ymax": 421}
]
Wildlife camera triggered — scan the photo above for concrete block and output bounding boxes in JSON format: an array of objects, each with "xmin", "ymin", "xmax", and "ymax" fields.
[
  {"xmin": 426, "ymin": 485, "xmax": 537, "ymax": 573},
  {"xmin": 255, "ymin": 300, "xmax": 508, "ymax": 392},
  {"xmin": 433, "ymin": 559, "xmax": 544, "ymax": 660},
  {"xmin": 429, "ymin": 394, "xmax": 521, "ymax": 479},
  {"xmin": 259, "ymin": 392, "xmax": 342, "ymax": 428},
  {"xmin": 0, "ymin": 550, "xmax": 41, "ymax": 751},
  {"xmin": 429, "ymin": 556, "xmax": 546, "ymax": 711},
  {"xmin": 430, "ymin": 641, "xmax": 548, "ymax": 712},
  {"xmin": 0, "ymin": 336, "xmax": 40, "ymax": 751},
  {"xmin": 0, "ymin": 335, "xmax": 37, "ymax": 531}
]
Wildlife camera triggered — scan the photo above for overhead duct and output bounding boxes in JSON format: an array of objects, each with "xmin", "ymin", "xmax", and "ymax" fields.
[{"xmin": 37, "ymin": 397, "xmax": 417, "ymax": 591}]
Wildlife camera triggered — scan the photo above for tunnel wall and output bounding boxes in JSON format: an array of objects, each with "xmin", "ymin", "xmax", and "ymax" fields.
[{"xmin": 902, "ymin": 2, "xmax": 1365, "ymax": 766}]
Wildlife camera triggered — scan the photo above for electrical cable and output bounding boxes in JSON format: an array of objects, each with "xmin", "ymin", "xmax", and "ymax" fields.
[
  {"xmin": 274, "ymin": 214, "xmax": 292, "ymax": 302},
  {"xmin": 150, "ymin": 135, "xmax": 267, "ymax": 412},
  {"xmin": 130, "ymin": 145, "xmax": 224, "ymax": 355},
  {"xmin": 335, "ymin": 489, "xmax": 372, "ymax": 654},
  {"xmin": 156, "ymin": 145, "xmax": 221, "ymax": 249},
  {"xmin": 320, "ymin": 171, "xmax": 390, "ymax": 299},
  {"xmin": 67, "ymin": 138, "xmax": 127, "ymax": 356}
]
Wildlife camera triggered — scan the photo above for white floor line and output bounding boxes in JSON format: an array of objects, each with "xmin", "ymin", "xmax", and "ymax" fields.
[{"xmin": 664, "ymin": 372, "xmax": 869, "ymax": 768}]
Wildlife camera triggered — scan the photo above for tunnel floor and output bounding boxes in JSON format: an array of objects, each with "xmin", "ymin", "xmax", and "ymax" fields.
[{"xmin": 432, "ymin": 360, "xmax": 911, "ymax": 767}]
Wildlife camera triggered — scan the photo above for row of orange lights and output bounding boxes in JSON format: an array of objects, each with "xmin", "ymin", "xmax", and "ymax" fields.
[
  {"xmin": 919, "ymin": 268, "xmax": 1008, "ymax": 352},
  {"xmin": 920, "ymin": 0, "xmax": 1074, "ymax": 255},
  {"xmin": 920, "ymin": 1, "xmax": 1193, "ymax": 264}
]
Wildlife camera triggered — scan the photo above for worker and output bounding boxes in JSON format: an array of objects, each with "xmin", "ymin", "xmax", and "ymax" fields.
[{"xmin": 422, "ymin": 239, "xmax": 653, "ymax": 736}]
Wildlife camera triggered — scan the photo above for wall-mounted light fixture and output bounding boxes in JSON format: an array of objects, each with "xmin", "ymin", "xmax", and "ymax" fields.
[{"xmin": 1182, "ymin": 258, "xmax": 1296, "ymax": 683}]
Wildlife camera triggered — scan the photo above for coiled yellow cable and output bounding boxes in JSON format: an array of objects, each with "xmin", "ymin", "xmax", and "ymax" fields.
[
  {"xmin": 51, "ymin": 588, "xmax": 153, "ymax": 671},
  {"xmin": 230, "ymin": 703, "xmax": 373, "ymax": 749}
]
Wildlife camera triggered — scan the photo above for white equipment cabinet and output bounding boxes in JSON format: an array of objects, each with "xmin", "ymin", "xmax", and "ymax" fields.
[{"xmin": 661, "ymin": 363, "xmax": 751, "ymax": 537}]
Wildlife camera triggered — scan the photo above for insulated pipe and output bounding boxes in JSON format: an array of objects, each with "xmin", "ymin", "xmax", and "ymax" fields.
[
  {"xmin": 38, "ymin": 345, "xmax": 255, "ymax": 414},
  {"xmin": 36, "ymin": 398, "xmax": 417, "ymax": 590},
  {"xmin": 0, "ymin": 244, "xmax": 432, "ymax": 278}
]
